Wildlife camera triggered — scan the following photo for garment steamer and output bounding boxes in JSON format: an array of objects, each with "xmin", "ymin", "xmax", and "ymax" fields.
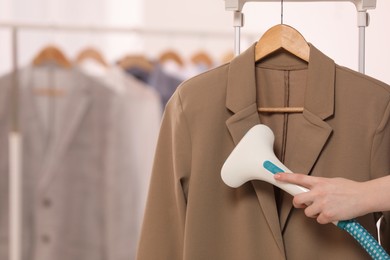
[{"xmin": 221, "ymin": 124, "xmax": 390, "ymax": 260}]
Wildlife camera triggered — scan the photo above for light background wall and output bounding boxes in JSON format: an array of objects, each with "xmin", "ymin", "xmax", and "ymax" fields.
[{"xmin": 0, "ymin": 0, "xmax": 389, "ymax": 84}]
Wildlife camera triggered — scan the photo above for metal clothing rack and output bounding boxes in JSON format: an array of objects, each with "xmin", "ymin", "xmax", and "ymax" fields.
[
  {"xmin": 0, "ymin": 22, "xmax": 257, "ymax": 260},
  {"xmin": 0, "ymin": 22, "xmax": 258, "ymax": 39},
  {"xmin": 224, "ymin": 0, "xmax": 377, "ymax": 74}
]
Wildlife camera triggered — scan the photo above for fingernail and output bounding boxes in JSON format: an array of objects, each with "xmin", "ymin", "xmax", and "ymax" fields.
[{"xmin": 274, "ymin": 173, "xmax": 281, "ymax": 179}]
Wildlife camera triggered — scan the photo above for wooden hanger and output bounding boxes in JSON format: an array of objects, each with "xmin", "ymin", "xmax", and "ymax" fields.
[
  {"xmin": 75, "ymin": 47, "xmax": 108, "ymax": 67},
  {"xmin": 190, "ymin": 51, "xmax": 214, "ymax": 69},
  {"xmin": 158, "ymin": 50, "xmax": 184, "ymax": 67},
  {"xmin": 32, "ymin": 45, "xmax": 70, "ymax": 97},
  {"xmin": 255, "ymin": 24, "xmax": 310, "ymax": 62},
  {"xmin": 117, "ymin": 54, "xmax": 154, "ymax": 72},
  {"xmin": 257, "ymin": 107, "xmax": 304, "ymax": 113},
  {"xmin": 32, "ymin": 45, "xmax": 72, "ymax": 68},
  {"xmin": 256, "ymin": 24, "xmax": 309, "ymax": 113}
]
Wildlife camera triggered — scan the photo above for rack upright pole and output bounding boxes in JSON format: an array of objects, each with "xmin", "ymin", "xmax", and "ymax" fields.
[
  {"xmin": 357, "ymin": 11, "xmax": 369, "ymax": 73},
  {"xmin": 9, "ymin": 27, "xmax": 22, "ymax": 260},
  {"xmin": 233, "ymin": 11, "xmax": 244, "ymax": 55}
]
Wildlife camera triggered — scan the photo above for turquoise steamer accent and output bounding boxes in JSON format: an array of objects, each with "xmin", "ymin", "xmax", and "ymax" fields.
[
  {"xmin": 263, "ymin": 160, "xmax": 284, "ymax": 175},
  {"xmin": 263, "ymin": 160, "xmax": 390, "ymax": 260}
]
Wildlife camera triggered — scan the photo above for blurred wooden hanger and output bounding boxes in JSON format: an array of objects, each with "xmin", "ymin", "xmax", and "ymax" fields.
[
  {"xmin": 190, "ymin": 51, "xmax": 214, "ymax": 69},
  {"xmin": 158, "ymin": 50, "xmax": 184, "ymax": 67},
  {"xmin": 32, "ymin": 45, "xmax": 71, "ymax": 68},
  {"xmin": 118, "ymin": 54, "xmax": 154, "ymax": 72},
  {"xmin": 256, "ymin": 24, "xmax": 309, "ymax": 113},
  {"xmin": 221, "ymin": 50, "xmax": 235, "ymax": 64},
  {"xmin": 75, "ymin": 47, "xmax": 108, "ymax": 68},
  {"xmin": 32, "ymin": 45, "xmax": 70, "ymax": 97}
]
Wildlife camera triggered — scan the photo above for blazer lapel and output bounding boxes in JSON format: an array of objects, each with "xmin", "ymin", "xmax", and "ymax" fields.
[
  {"xmin": 279, "ymin": 45, "xmax": 335, "ymax": 230},
  {"xmin": 225, "ymin": 44, "xmax": 285, "ymax": 256},
  {"xmin": 20, "ymin": 67, "xmax": 47, "ymax": 164},
  {"xmin": 225, "ymin": 43, "xmax": 337, "ymax": 250},
  {"xmin": 39, "ymin": 69, "xmax": 90, "ymax": 190}
]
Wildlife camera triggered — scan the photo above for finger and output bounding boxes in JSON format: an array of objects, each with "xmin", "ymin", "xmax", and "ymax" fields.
[
  {"xmin": 316, "ymin": 214, "xmax": 333, "ymax": 225},
  {"xmin": 316, "ymin": 209, "xmax": 337, "ymax": 224},
  {"xmin": 293, "ymin": 202, "xmax": 307, "ymax": 209},
  {"xmin": 293, "ymin": 193, "xmax": 314, "ymax": 208},
  {"xmin": 304, "ymin": 204, "xmax": 321, "ymax": 219},
  {"xmin": 274, "ymin": 173, "xmax": 317, "ymax": 189}
]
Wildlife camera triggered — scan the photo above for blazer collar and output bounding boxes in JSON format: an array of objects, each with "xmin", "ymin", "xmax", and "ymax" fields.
[
  {"xmin": 304, "ymin": 43, "xmax": 335, "ymax": 120},
  {"xmin": 225, "ymin": 44, "xmax": 284, "ymax": 255},
  {"xmin": 226, "ymin": 43, "xmax": 335, "ymax": 120},
  {"xmin": 225, "ymin": 42, "xmax": 336, "ymax": 254},
  {"xmin": 39, "ymin": 68, "xmax": 91, "ymax": 190},
  {"xmin": 279, "ymin": 44, "xmax": 335, "ymax": 230},
  {"xmin": 19, "ymin": 66, "xmax": 91, "ymax": 190},
  {"xmin": 226, "ymin": 44, "xmax": 257, "ymax": 114}
]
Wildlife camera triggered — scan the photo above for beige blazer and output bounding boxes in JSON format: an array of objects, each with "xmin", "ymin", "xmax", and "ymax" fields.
[
  {"xmin": 0, "ymin": 66, "xmax": 118, "ymax": 260},
  {"xmin": 137, "ymin": 43, "xmax": 390, "ymax": 260}
]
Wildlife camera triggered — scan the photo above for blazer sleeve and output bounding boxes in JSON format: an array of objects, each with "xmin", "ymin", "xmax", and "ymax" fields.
[
  {"xmin": 136, "ymin": 89, "xmax": 191, "ymax": 260},
  {"xmin": 370, "ymin": 99, "xmax": 390, "ymax": 252}
]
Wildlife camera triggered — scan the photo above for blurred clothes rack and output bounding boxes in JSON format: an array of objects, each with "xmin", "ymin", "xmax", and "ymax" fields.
[
  {"xmin": 0, "ymin": 22, "xmax": 260, "ymax": 260},
  {"xmin": 1, "ymin": 47, "xmax": 163, "ymax": 260}
]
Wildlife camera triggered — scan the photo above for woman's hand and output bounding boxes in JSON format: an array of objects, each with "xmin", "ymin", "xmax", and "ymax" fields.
[{"xmin": 274, "ymin": 173, "xmax": 371, "ymax": 224}]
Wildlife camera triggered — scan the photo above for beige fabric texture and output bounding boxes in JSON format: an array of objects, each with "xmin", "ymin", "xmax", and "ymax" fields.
[{"xmin": 137, "ymin": 43, "xmax": 390, "ymax": 260}]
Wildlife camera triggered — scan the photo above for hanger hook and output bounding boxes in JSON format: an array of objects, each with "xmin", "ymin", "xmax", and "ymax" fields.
[{"xmin": 281, "ymin": 0, "xmax": 284, "ymax": 24}]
